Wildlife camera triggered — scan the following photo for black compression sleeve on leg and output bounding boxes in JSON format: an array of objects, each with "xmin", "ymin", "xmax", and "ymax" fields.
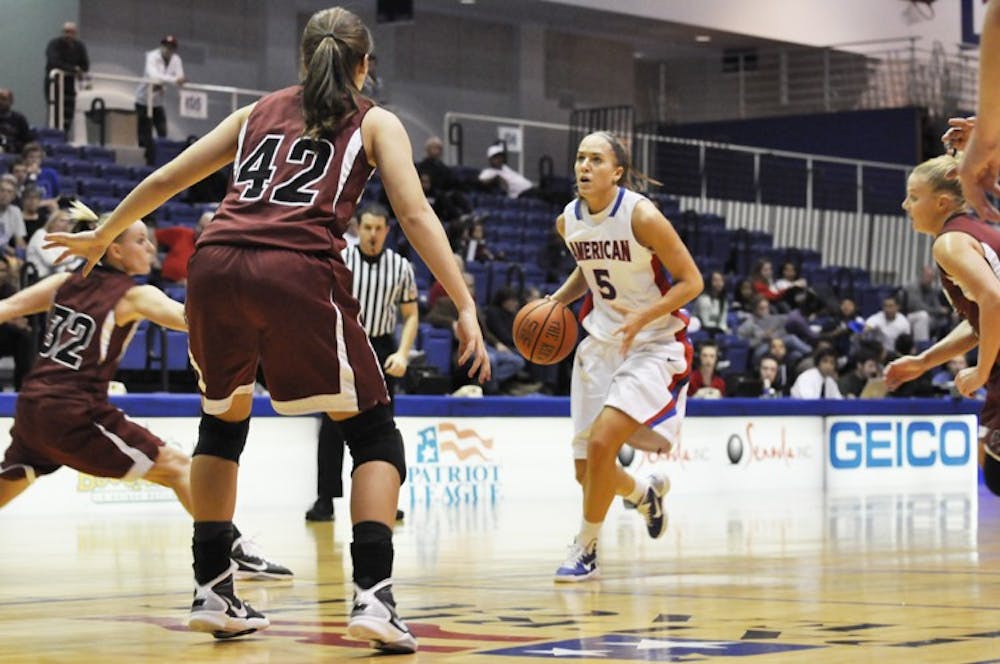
[{"xmin": 351, "ymin": 521, "xmax": 394, "ymax": 590}]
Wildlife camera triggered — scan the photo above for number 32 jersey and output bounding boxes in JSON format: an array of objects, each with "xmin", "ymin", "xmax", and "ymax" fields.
[
  {"xmin": 562, "ymin": 187, "xmax": 687, "ymax": 345},
  {"xmin": 21, "ymin": 266, "xmax": 139, "ymax": 399},
  {"xmin": 199, "ymin": 85, "xmax": 375, "ymax": 255}
]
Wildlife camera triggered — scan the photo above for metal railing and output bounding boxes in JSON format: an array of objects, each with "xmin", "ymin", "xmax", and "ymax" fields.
[
  {"xmin": 444, "ymin": 111, "xmax": 924, "ymax": 282},
  {"xmin": 641, "ymin": 38, "xmax": 977, "ymax": 125},
  {"xmin": 47, "ymin": 69, "xmax": 269, "ymax": 135}
]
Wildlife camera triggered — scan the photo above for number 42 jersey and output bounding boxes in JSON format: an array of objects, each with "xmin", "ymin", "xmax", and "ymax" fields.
[
  {"xmin": 562, "ymin": 187, "xmax": 688, "ymax": 346},
  {"xmin": 198, "ymin": 85, "xmax": 376, "ymax": 256}
]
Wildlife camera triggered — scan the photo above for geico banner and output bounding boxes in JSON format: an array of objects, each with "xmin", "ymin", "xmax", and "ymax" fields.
[
  {"xmin": 622, "ymin": 416, "xmax": 823, "ymax": 494},
  {"xmin": 0, "ymin": 416, "xmax": 319, "ymax": 516},
  {"xmin": 825, "ymin": 415, "xmax": 978, "ymax": 490}
]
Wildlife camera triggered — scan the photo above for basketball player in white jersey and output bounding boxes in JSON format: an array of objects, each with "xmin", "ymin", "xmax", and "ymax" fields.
[{"xmin": 549, "ymin": 132, "xmax": 703, "ymax": 581}]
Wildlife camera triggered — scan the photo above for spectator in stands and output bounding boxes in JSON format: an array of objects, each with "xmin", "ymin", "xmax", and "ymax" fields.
[
  {"xmin": 902, "ymin": 265, "xmax": 950, "ymax": 343},
  {"xmin": 478, "ymin": 142, "xmax": 533, "ymax": 199},
  {"xmin": 0, "ymin": 90, "xmax": 33, "ymax": 156},
  {"xmin": 485, "ymin": 287, "xmax": 519, "ymax": 349},
  {"xmin": 461, "ymin": 219, "xmax": 497, "ymax": 262},
  {"xmin": 737, "ymin": 295, "xmax": 812, "ymax": 365},
  {"xmin": 0, "ymin": 180, "xmax": 26, "ymax": 257},
  {"xmin": 749, "ymin": 259, "xmax": 788, "ymax": 311},
  {"xmin": 343, "ymin": 213, "xmax": 360, "ymax": 249},
  {"xmin": 426, "ymin": 271, "xmax": 523, "ymax": 395},
  {"xmin": 135, "ymin": 35, "xmax": 186, "ymax": 165},
  {"xmin": 692, "ymin": 271, "xmax": 729, "ymax": 336},
  {"xmin": 731, "ymin": 278, "xmax": 756, "ymax": 315},
  {"xmin": 790, "ymin": 348, "xmax": 842, "ymax": 399},
  {"xmin": 838, "ymin": 350, "xmax": 881, "ymax": 398},
  {"xmin": 863, "ymin": 296, "xmax": 911, "ymax": 353},
  {"xmin": 539, "ymin": 226, "xmax": 575, "ymax": 283},
  {"xmin": 932, "ymin": 354, "xmax": 986, "ymax": 399},
  {"xmin": 20, "ymin": 143, "xmax": 60, "ymax": 200},
  {"xmin": 19, "ymin": 186, "xmax": 51, "ymax": 239},
  {"xmin": 0, "ymin": 255, "xmax": 34, "ymax": 389},
  {"xmin": 758, "ymin": 354, "xmax": 783, "ymax": 398},
  {"xmin": 155, "ymin": 210, "xmax": 210, "ymax": 284},
  {"xmin": 688, "ymin": 341, "xmax": 725, "ymax": 398},
  {"xmin": 416, "ymin": 135, "xmax": 451, "ymax": 193},
  {"xmin": 824, "ymin": 296, "xmax": 865, "ymax": 358},
  {"xmin": 766, "ymin": 338, "xmax": 794, "ymax": 394},
  {"xmin": 44, "ymin": 22, "xmax": 89, "ymax": 133},
  {"xmin": 26, "ymin": 208, "xmax": 75, "ymax": 279}
]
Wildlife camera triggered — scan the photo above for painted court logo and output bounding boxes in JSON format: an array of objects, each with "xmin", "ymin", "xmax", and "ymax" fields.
[{"xmin": 408, "ymin": 422, "xmax": 502, "ymax": 506}]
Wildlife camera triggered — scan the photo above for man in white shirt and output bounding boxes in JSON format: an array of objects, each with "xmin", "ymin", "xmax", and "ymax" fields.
[
  {"xmin": 0, "ymin": 179, "xmax": 26, "ymax": 258},
  {"xmin": 864, "ymin": 296, "xmax": 911, "ymax": 353},
  {"xmin": 790, "ymin": 348, "xmax": 843, "ymax": 399},
  {"xmin": 135, "ymin": 35, "xmax": 186, "ymax": 165},
  {"xmin": 478, "ymin": 143, "xmax": 533, "ymax": 199}
]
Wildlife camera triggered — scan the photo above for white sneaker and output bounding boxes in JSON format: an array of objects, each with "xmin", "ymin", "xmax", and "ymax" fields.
[
  {"xmin": 188, "ymin": 563, "xmax": 269, "ymax": 639},
  {"xmin": 347, "ymin": 579, "xmax": 417, "ymax": 653}
]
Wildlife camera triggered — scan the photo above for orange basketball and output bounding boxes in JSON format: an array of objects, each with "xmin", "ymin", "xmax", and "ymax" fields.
[{"xmin": 513, "ymin": 298, "xmax": 578, "ymax": 365}]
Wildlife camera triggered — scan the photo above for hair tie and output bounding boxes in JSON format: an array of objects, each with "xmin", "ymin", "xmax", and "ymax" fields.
[{"xmin": 322, "ymin": 32, "xmax": 339, "ymax": 42}]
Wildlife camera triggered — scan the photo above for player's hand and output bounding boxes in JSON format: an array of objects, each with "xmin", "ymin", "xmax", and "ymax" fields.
[
  {"xmin": 958, "ymin": 130, "xmax": 1000, "ymax": 221},
  {"xmin": 884, "ymin": 355, "xmax": 926, "ymax": 391},
  {"xmin": 455, "ymin": 307, "xmax": 491, "ymax": 383},
  {"xmin": 955, "ymin": 365, "xmax": 989, "ymax": 398},
  {"xmin": 383, "ymin": 351, "xmax": 408, "ymax": 378},
  {"xmin": 43, "ymin": 229, "xmax": 108, "ymax": 276},
  {"xmin": 610, "ymin": 302, "xmax": 645, "ymax": 357},
  {"xmin": 942, "ymin": 116, "xmax": 976, "ymax": 153}
]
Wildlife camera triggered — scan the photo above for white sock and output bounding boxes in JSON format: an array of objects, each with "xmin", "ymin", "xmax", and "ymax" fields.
[
  {"xmin": 577, "ymin": 519, "xmax": 602, "ymax": 547},
  {"xmin": 626, "ymin": 478, "xmax": 648, "ymax": 504}
]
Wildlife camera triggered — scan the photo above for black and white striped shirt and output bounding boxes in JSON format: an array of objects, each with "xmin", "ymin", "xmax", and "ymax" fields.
[{"xmin": 341, "ymin": 245, "xmax": 418, "ymax": 337}]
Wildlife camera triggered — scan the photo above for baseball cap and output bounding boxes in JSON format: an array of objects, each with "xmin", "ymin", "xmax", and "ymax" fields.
[
  {"xmin": 161, "ymin": 35, "xmax": 179, "ymax": 48},
  {"xmin": 487, "ymin": 144, "xmax": 505, "ymax": 158}
]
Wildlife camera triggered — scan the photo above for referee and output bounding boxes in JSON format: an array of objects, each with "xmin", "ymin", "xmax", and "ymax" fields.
[{"xmin": 306, "ymin": 203, "xmax": 418, "ymax": 522}]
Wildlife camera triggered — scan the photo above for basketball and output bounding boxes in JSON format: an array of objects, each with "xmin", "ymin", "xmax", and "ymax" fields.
[{"xmin": 513, "ymin": 298, "xmax": 578, "ymax": 365}]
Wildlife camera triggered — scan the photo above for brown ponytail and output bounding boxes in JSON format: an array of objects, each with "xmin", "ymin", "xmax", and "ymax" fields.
[{"xmin": 300, "ymin": 7, "xmax": 373, "ymax": 140}]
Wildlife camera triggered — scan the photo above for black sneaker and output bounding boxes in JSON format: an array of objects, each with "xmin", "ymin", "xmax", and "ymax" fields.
[
  {"xmin": 189, "ymin": 563, "xmax": 269, "ymax": 639},
  {"xmin": 305, "ymin": 499, "xmax": 334, "ymax": 522},
  {"xmin": 347, "ymin": 579, "xmax": 417, "ymax": 653},
  {"xmin": 231, "ymin": 536, "xmax": 294, "ymax": 580}
]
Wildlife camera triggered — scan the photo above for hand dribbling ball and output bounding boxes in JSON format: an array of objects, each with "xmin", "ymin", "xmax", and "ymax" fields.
[{"xmin": 513, "ymin": 298, "xmax": 578, "ymax": 365}]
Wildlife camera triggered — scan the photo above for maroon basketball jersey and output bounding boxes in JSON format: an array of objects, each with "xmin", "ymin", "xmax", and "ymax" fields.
[
  {"xmin": 22, "ymin": 266, "xmax": 138, "ymax": 398},
  {"xmin": 199, "ymin": 85, "xmax": 375, "ymax": 255},
  {"xmin": 936, "ymin": 213, "xmax": 1000, "ymax": 336}
]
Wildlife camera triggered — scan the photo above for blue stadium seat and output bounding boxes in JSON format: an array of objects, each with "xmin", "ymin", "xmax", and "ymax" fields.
[
  {"xmin": 34, "ymin": 127, "xmax": 66, "ymax": 144},
  {"xmin": 77, "ymin": 177, "xmax": 114, "ymax": 197},
  {"xmin": 80, "ymin": 146, "xmax": 115, "ymax": 163},
  {"xmin": 47, "ymin": 143, "xmax": 78, "ymax": 159},
  {"xmin": 164, "ymin": 331, "xmax": 190, "ymax": 370},
  {"xmin": 422, "ymin": 327, "xmax": 453, "ymax": 374},
  {"xmin": 99, "ymin": 163, "xmax": 130, "ymax": 179},
  {"xmin": 465, "ymin": 262, "xmax": 489, "ymax": 306},
  {"xmin": 66, "ymin": 159, "xmax": 99, "ymax": 178}
]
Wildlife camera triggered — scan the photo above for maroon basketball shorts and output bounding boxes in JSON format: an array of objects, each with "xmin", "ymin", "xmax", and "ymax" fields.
[
  {"xmin": 186, "ymin": 245, "xmax": 389, "ymax": 416},
  {"xmin": 0, "ymin": 396, "xmax": 162, "ymax": 481}
]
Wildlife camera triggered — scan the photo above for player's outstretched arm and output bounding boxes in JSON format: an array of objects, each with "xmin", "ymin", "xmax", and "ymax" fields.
[
  {"xmin": 119, "ymin": 285, "xmax": 187, "ymax": 331},
  {"xmin": 0, "ymin": 273, "xmax": 71, "ymax": 324}
]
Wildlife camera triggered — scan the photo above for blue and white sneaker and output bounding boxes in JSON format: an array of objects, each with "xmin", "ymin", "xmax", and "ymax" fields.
[
  {"xmin": 554, "ymin": 538, "xmax": 599, "ymax": 582},
  {"xmin": 634, "ymin": 473, "xmax": 670, "ymax": 539},
  {"xmin": 347, "ymin": 578, "xmax": 417, "ymax": 653}
]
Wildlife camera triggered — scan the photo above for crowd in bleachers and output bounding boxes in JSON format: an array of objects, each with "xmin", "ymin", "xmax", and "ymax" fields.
[{"xmin": 0, "ymin": 109, "xmax": 973, "ymax": 400}]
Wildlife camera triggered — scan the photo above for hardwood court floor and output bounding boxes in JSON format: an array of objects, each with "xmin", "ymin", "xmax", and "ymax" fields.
[{"xmin": 1, "ymin": 486, "xmax": 998, "ymax": 663}]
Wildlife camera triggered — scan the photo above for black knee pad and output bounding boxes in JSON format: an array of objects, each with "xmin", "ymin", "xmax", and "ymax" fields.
[
  {"xmin": 341, "ymin": 404, "xmax": 406, "ymax": 484},
  {"xmin": 193, "ymin": 414, "xmax": 250, "ymax": 463}
]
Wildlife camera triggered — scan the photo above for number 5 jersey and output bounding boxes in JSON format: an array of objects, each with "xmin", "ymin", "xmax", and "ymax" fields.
[{"xmin": 562, "ymin": 187, "xmax": 688, "ymax": 346}]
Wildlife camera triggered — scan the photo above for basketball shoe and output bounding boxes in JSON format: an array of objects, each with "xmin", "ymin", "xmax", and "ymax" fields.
[
  {"xmin": 634, "ymin": 473, "xmax": 670, "ymax": 539},
  {"xmin": 231, "ymin": 535, "xmax": 294, "ymax": 580},
  {"xmin": 554, "ymin": 538, "xmax": 599, "ymax": 582},
  {"xmin": 189, "ymin": 562, "xmax": 269, "ymax": 639},
  {"xmin": 347, "ymin": 578, "xmax": 418, "ymax": 653}
]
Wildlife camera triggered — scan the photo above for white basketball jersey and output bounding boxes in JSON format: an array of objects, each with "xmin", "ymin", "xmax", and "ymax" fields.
[{"xmin": 562, "ymin": 187, "xmax": 687, "ymax": 345}]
